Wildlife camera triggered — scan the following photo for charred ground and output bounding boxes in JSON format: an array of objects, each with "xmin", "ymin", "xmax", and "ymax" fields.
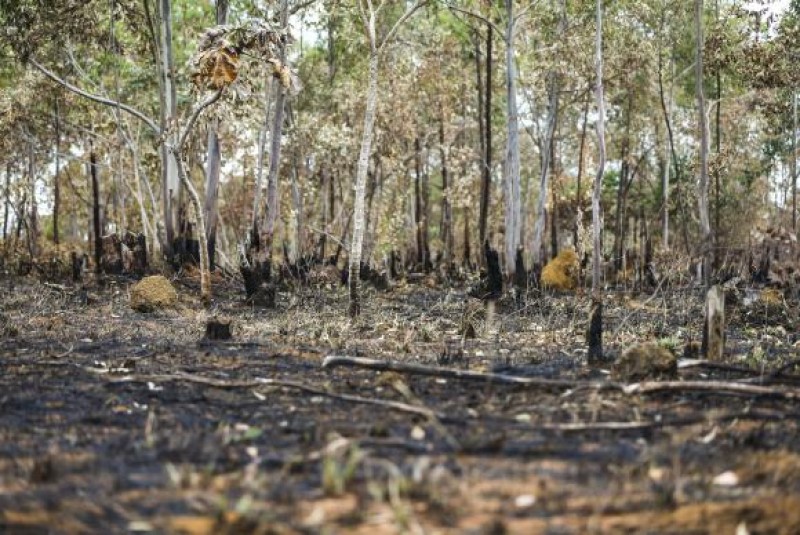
[{"xmin": 1, "ymin": 273, "xmax": 800, "ymax": 534}]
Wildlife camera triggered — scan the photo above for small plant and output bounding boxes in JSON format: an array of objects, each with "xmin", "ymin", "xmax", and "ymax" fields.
[{"xmin": 321, "ymin": 438, "xmax": 364, "ymax": 496}]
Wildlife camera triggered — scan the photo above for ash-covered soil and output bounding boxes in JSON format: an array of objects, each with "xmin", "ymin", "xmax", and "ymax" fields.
[{"xmin": 1, "ymin": 274, "xmax": 799, "ymax": 534}]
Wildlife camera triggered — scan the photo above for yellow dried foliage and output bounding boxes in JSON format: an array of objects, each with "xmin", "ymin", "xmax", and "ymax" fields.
[
  {"xmin": 192, "ymin": 47, "xmax": 240, "ymax": 90},
  {"xmin": 541, "ymin": 248, "xmax": 580, "ymax": 291},
  {"xmin": 268, "ymin": 58, "xmax": 291, "ymax": 89}
]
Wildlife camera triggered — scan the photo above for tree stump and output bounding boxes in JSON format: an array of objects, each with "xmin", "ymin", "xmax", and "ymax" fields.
[
  {"xmin": 205, "ymin": 318, "xmax": 232, "ymax": 341},
  {"xmin": 703, "ymin": 285, "xmax": 725, "ymax": 361}
]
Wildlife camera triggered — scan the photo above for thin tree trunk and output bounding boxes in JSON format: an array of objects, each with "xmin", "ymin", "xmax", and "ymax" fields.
[
  {"xmin": 413, "ymin": 137, "xmax": 430, "ymax": 270},
  {"xmin": 3, "ymin": 163, "xmax": 10, "ymax": 242},
  {"xmin": 349, "ymin": 48, "xmax": 379, "ymax": 316},
  {"xmin": 549, "ymin": 139, "xmax": 559, "ymax": 260},
  {"xmin": 532, "ymin": 0, "xmax": 565, "ymax": 270},
  {"xmin": 53, "ymin": 99, "xmax": 60, "ymax": 246},
  {"xmin": 439, "ymin": 112, "xmax": 453, "ymax": 266},
  {"xmin": 503, "ymin": 0, "xmax": 521, "ymax": 278},
  {"xmin": 171, "ymin": 88, "xmax": 224, "ymax": 307},
  {"xmin": 478, "ymin": 22, "xmax": 493, "ymax": 251},
  {"xmin": 264, "ymin": 0, "xmax": 289, "ymax": 254},
  {"xmin": 658, "ymin": 48, "xmax": 686, "ymax": 252},
  {"xmin": 27, "ymin": 142, "xmax": 38, "ymax": 259},
  {"xmin": 573, "ymin": 95, "xmax": 589, "ymax": 249},
  {"xmin": 696, "ymin": 0, "xmax": 712, "ymax": 286},
  {"xmin": 157, "ymin": 0, "xmax": 179, "ymax": 258},
  {"xmin": 588, "ymin": 0, "xmax": 606, "ymax": 363},
  {"xmin": 202, "ymin": 1, "xmax": 228, "ymax": 271},
  {"xmin": 793, "ymin": 90, "xmax": 797, "ymax": 231},
  {"xmin": 714, "ymin": 0, "xmax": 721, "ymax": 240},
  {"xmin": 613, "ymin": 97, "xmax": 633, "ymax": 274},
  {"xmin": 90, "ymin": 149, "xmax": 102, "ymax": 274}
]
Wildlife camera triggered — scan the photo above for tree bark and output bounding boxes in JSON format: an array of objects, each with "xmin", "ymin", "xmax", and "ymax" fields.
[
  {"xmin": 157, "ymin": 0, "xmax": 180, "ymax": 259},
  {"xmin": 613, "ymin": 97, "xmax": 633, "ymax": 274},
  {"xmin": 202, "ymin": 0, "xmax": 228, "ymax": 271},
  {"xmin": 588, "ymin": 0, "xmax": 606, "ymax": 363},
  {"xmin": 695, "ymin": 0, "xmax": 712, "ymax": 286},
  {"xmin": 53, "ymin": 99, "xmax": 60, "ymax": 247},
  {"xmin": 349, "ymin": 47, "xmax": 379, "ymax": 316},
  {"xmin": 3, "ymin": 163, "xmax": 10, "ymax": 242},
  {"xmin": 414, "ymin": 136, "xmax": 426, "ymax": 268},
  {"xmin": 478, "ymin": 21, "xmax": 493, "ymax": 252},
  {"xmin": 263, "ymin": 0, "xmax": 289, "ymax": 267},
  {"xmin": 793, "ymin": 91, "xmax": 797, "ymax": 231},
  {"xmin": 90, "ymin": 149, "xmax": 102, "ymax": 274},
  {"xmin": 573, "ymin": 95, "xmax": 589, "ymax": 249},
  {"xmin": 503, "ymin": 0, "xmax": 521, "ymax": 278},
  {"xmin": 439, "ymin": 112, "xmax": 454, "ymax": 266}
]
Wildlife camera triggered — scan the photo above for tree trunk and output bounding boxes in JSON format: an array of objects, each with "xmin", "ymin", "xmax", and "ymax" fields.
[
  {"xmin": 265, "ymin": 37, "xmax": 288, "ymax": 254},
  {"xmin": 588, "ymin": 0, "xmax": 607, "ymax": 363},
  {"xmin": 157, "ymin": 0, "xmax": 180, "ymax": 259},
  {"xmin": 574, "ymin": 95, "xmax": 589, "ymax": 249},
  {"xmin": 714, "ymin": 0, "xmax": 722, "ymax": 240},
  {"xmin": 439, "ymin": 112, "xmax": 454, "ymax": 267},
  {"xmin": 53, "ymin": 99, "xmax": 60, "ymax": 247},
  {"xmin": 3, "ymin": 163, "xmax": 10, "ymax": 242},
  {"xmin": 90, "ymin": 149, "xmax": 102, "ymax": 274},
  {"xmin": 349, "ymin": 47, "xmax": 379, "ymax": 317},
  {"xmin": 659, "ymin": 49, "xmax": 685, "ymax": 252},
  {"xmin": 26, "ymin": 143, "xmax": 38, "ymax": 259},
  {"xmin": 503, "ymin": 0, "xmax": 521, "ymax": 279},
  {"xmin": 478, "ymin": 21, "xmax": 493, "ymax": 252},
  {"xmin": 202, "ymin": 0, "xmax": 228, "ymax": 271},
  {"xmin": 613, "ymin": 97, "xmax": 632, "ymax": 274},
  {"xmin": 550, "ymin": 154, "xmax": 558, "ymax": 260},
  {"xmin": 695, "ymin": 0, "xmax": 712, "ymax": 287},
  {"xmin": 793, "ymin": 91, "xmax": 797, "ymax": 231},
  {"xmin": 414, "ymin": 137, "xmax": 424, "ymax": 267}
]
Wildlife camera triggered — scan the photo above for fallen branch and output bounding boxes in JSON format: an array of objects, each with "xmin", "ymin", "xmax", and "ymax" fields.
[
  {"xmin": 624, "ymin": 380, "xmax": 800, "ymax": 399},
  {"xmin": 105, "ymin": 371, "xmax": 451, "ymax": 422},
  {"xmin": 526, "ymin": 408, "xmax": 800, "ymax": 432},
  {"xmin": 323, "ymin": 355, "xmax": 620, "ymax": 391}
]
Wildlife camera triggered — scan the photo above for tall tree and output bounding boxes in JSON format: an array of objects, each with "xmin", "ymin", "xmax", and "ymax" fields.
[
  {"xmin": 531, "ymin": 0, "xmax": 565, "ymax": 272},
  {"xmin": 502, "ymin": 0, "xmax": 522, "ymax": 279},
  {"xmin": 203, "ymin": 0, "xmax": 229, "ymax": 270},
  {"xmin": 695, "ymin": 0, "xmax": 712, "ymax": 286},
  {"xmin": 588, "ymin": 0, "xmax": 606, "ymax": 363},
  {"xmin": 348, "ymin": 0, "xmax": 426, "ymax": 317}
]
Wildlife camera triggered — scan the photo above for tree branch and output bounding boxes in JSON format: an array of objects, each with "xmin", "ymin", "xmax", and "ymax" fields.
[
  {"xmin": 379, "ymin": 0, "xmax": 430, "ymax": 51},
  {"xmin": 29, "ymin": 58, "xmax": 161, "ymax": 135},
  {"xmin": 439, "ymin": 0, "xmax": 504, "ymax": 38},
  {"xmin": 176, "ymin": 88, "xmax": 224, "ymax": 152}
]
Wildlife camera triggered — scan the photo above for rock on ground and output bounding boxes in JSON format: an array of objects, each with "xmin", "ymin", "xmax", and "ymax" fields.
[{"xmin": 130, "ymin": 275, "xmax": 178, "ymax": 312}]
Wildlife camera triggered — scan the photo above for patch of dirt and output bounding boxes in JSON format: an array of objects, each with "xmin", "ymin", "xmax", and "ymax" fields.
[{"xmin": 1, "ymin": 275, "xmax": 799, "ymax": 533}]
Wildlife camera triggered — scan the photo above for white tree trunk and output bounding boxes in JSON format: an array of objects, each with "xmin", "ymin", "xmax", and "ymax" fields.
[
  {"xmin": 532, "ymin": 0, "xmax": 565, "ymax": 268},
  {"xmin": 588, "ymin": 0, "xmax": 607, "ymax": 362},
  {"xmin": 158, "ymin": 0, "xmax": 179, "ymax": 253},
  {"xmin": 349, "ymin": 47, "xmax": 379, "ymax": 317},
  {"xmin": 203, "ymin": 0, "xmax": 228, "ymax": 267},
  {"xmin": 695, "ymin": 0, "xmax": 712, "ymax": 285},
  {"xmin": 503, "ymin": 0, "xmax": 521, "ymax": 278}
]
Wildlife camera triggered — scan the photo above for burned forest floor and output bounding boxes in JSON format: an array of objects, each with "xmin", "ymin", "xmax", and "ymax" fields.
[{"xmin": 2, "ymin": 270, "xmax": 800, "ymax": 534}]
